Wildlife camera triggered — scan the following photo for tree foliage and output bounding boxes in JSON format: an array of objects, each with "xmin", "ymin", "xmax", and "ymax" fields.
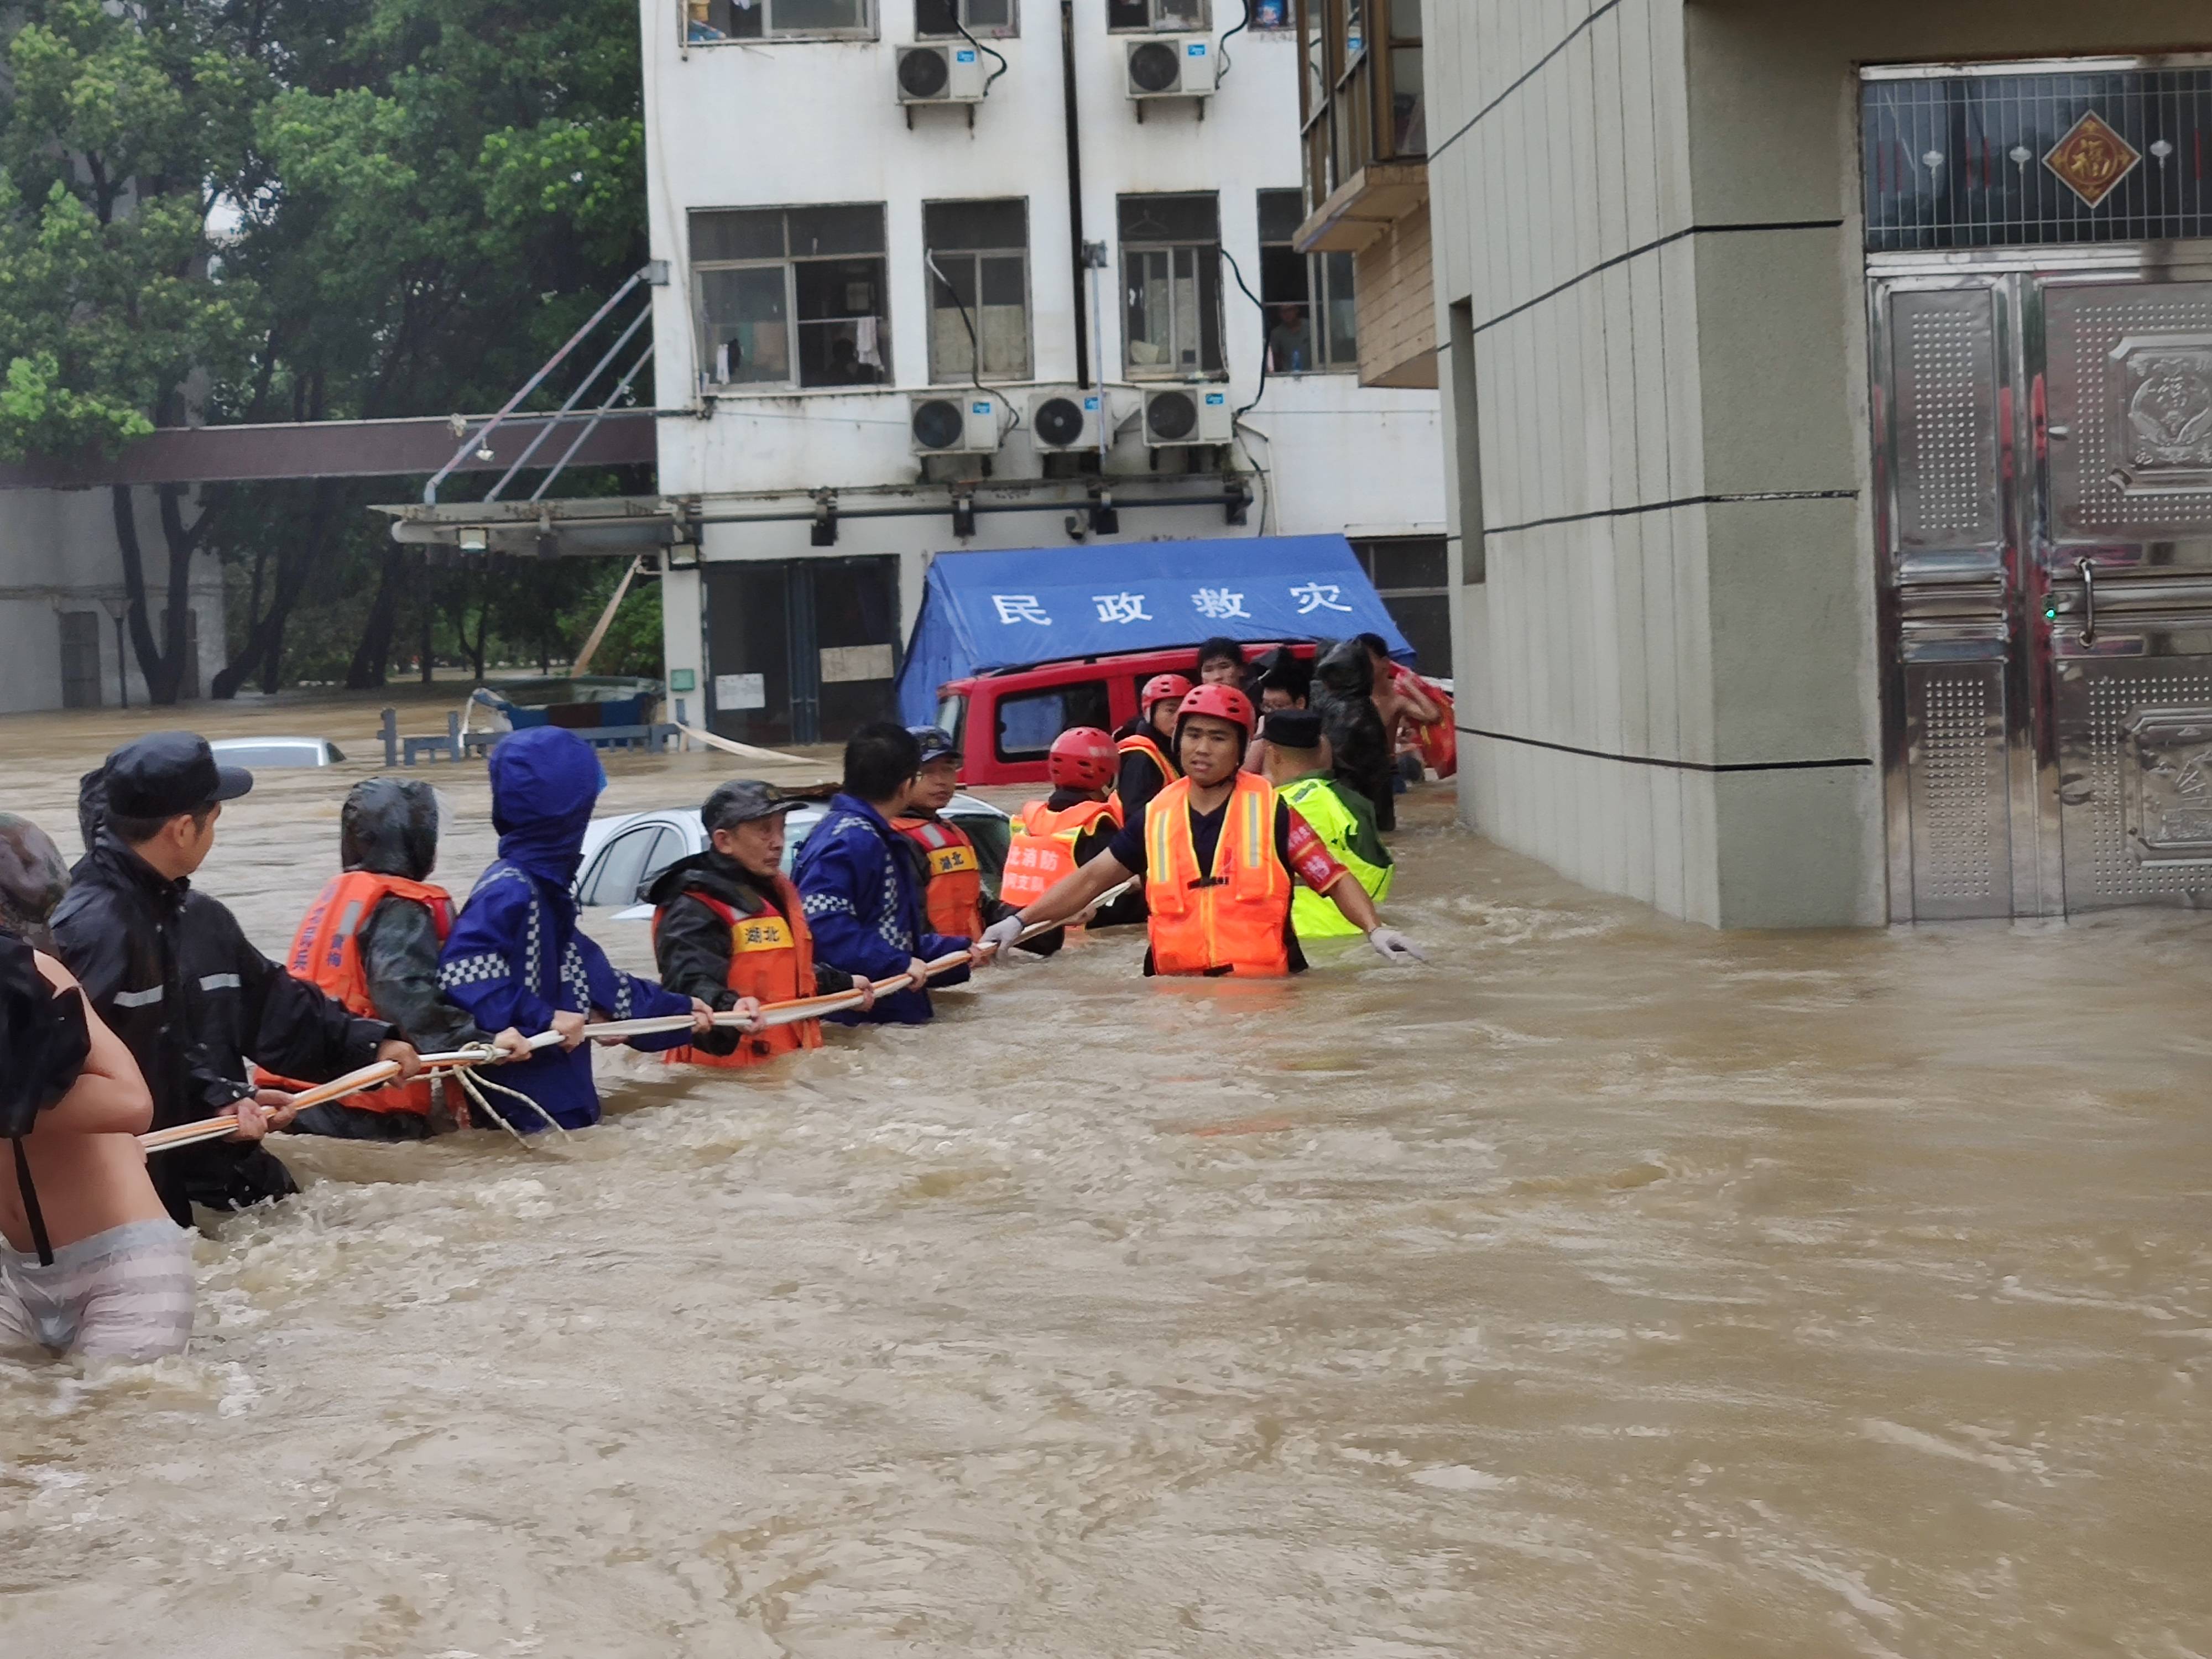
[{"xmin": 0, "ymin": 0, "xmax": 655, "ymax": 702}]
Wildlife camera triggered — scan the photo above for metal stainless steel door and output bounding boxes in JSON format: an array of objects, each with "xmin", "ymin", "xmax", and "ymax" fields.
[
  {"xmin": 2034, "ymin": 260, "xmax": 2212, "ymax": 913},
  {"xmin": 1875, "ymin": 275, "xmax": 2031, "ymax": 919},
  {"xmin": 1874, "ymin": 252, "xmax": 2212, "ymax": 919}
]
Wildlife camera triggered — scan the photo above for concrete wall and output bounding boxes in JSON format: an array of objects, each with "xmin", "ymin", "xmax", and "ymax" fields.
[
  {"xmin": 0, "ymin": 487, "xmax": 223, "ymax": 716},
  {"xmin": 1427, "ymin": 0, "xmax": 2210, "ymax": 927},
  {"xmin": 639, "ymin": 0, "xmax": 1446, "ymax": 686}
]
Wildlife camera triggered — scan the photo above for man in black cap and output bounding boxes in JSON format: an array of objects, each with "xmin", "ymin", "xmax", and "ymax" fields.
[
  {"xmin": 51, "ymin": 733, "xmax": 422, "ymax": 1228},
  {"xmin": 648, "ymin": 779, "xmax": 848, "ymax": 1069}
]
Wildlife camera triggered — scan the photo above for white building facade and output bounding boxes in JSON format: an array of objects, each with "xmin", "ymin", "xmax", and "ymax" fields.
[{"xmin": 639, "ymin": 0, "xmax": 1445, "ymax": 746}]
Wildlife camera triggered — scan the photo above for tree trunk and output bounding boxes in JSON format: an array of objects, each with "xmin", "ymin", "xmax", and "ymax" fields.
[
  {"xmin": 111, "ymin": 485, "xmax": 203, "ymax": 706},
  {"xmin": 345, "ymin": 549, "xmax": 404, "ymax": 689},
  {"xmin": 213, "ymin": 479, "xmax": 339, "ymax": 698}
]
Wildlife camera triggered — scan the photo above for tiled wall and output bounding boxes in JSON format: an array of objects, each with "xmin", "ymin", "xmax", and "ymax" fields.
[
  {"xmin": 1352, "ymin": 204, "xmax": 1438, "ymax": 389},
  {"xmin": 1425, "ymin": 0, "xmax": 1881, "ymax": 927}
]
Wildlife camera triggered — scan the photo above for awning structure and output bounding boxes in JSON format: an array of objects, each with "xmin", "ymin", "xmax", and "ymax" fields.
[{"xmin": 894, "ymin": 535, "xmax": 1413, "ymax": 724}]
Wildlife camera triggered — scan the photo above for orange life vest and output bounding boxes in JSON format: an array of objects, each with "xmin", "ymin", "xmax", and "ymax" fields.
[
  {"xmin": 258, "ymin": 869, "xmax": 453, "ymax": 1115},
  {"xmin": 655, "ymin": 875, "xmax": 822, "ymax": 1069},
  {"xmin": 1109, "ymin": 730, "xmax": 1175, "ymax": 821},
  {"xmin": 1142, "ymin": 773, "xmax": 1292, "ymax": 978},
  {"xmin": 893, "ymin": 816, "xmax": 984, "ymax": 940},
  {"xmin": 1002, "ymin": 798, "xmax": 1118, "ymax": 909}
]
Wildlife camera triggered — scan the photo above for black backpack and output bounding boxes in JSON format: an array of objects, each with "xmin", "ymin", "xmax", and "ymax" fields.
[{"xmin": 1, "ymin": 932, "xmax": 91, "ymax": 1265}]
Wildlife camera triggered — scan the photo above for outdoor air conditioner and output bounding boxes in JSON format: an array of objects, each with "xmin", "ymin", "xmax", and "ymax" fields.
[
  {"xmin": 1141, "ymin": 384, "xmax": 1233, "ymax": 447},
  {"xmin": 896, "ymin": 43, "xmax": 987, "ymax": 105},
  {"xmin": 911, "ymin": 392, "xmax": 1004, "ymax": 456},
  {"xmin": 1126, "ymin": 35, "xmax": 1216, "ymax": 101},
  {"xmin": 1027, "ymin": 388, "xmax": 1103, "ymax": 451}
]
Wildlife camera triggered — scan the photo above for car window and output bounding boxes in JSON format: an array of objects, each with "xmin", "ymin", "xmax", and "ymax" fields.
[
  {"xmin": 582, "ymin": 825, "xmax": 660, "ymax": 907},
  {"xmin": 637, "ymin": 827, "xmax": 685, "ymax": 898},
  {"xmin": 995, "ymin": 681, "xmax": 1110, "ymax": 762},
  {"xmin": 952, "ymin": 810, "xmax": 1011, "ymax": 894}
]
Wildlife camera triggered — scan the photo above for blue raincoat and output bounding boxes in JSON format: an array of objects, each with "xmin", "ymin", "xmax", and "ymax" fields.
[
  {"xmin": 792, "ymin": 793, "xmax": 968, "ymax": 1025},
  {"xmin": 437, "ymin": 728, "xmax": 693, "ymax": 1129}
]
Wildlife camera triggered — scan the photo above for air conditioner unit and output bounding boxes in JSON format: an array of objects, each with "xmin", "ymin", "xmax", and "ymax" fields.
[
  {"xmin": 1142, "ymin": 385, "xmax": 1233, "ymax": 447},
  {"xmin": 1027, "ymin": 388, "xmax": 1103, "ymax": 451},
  {"xmin": 1126, "ymin": 35, "xmax": 1216, "ymax": 101},
  {"xmin": 896, "ymin": 43, "xmax": 987, "ymax": 105},
  {"xmin": 911, "ymin": 392, "xmax": 1004, "ymax": 456}
]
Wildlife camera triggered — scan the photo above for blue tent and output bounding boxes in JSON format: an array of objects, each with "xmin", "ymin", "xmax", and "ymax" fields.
[{"xmin": 895, "ymin": 535, "xmax": 1412, "ymax": 724}]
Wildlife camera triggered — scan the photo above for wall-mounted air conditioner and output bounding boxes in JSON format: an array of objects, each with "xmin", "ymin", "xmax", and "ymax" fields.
[
  {"xmin": 1027, "ymin": 389, "xmax": 1103, "ymax": 451},
  {"xmin": 1126, "ymin": 35, "xmax": 1215, "ymax": 102},
  {"xmin": 1141, "ymin": 385, "xmax": 1232, "ymax": 447},
  {"xmin": 911, "ymin": 392, "xmax": 1004, "ymax": 456},
  {"xmin": 896, "ymin": 43, "xmax": 987, "ymax": 106}
]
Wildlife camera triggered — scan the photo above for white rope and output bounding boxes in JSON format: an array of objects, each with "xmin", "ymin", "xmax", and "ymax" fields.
[
  {"xmin": 452, "ymin": 1067, "xmax": 533, "ymax": 1148},
  {"xmin": 467, "ymin": 1071, "xmax": 571, "ymax": 1141}
]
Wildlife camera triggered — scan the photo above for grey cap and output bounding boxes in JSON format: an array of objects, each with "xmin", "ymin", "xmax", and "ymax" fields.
[{"xmin": 702, "ymin": 779, "xmax": 801, "ymax": 833}]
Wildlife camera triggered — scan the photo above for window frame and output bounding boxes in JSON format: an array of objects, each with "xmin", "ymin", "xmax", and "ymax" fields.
[
  {"xmin": 912, "ymin": 0, "xmax": 1018, "ymax": 38},
  {"xmin": 1105, "ymin": 0, "xmax": 1212, "ymax": 33},
  {"xmin": 1292, "ymin": 0, "xmax": 1423, "ymax": 207},
  {"xmin": 922, "ymin": 197, "xmax": 1034, "ymax": 386},
  {"xmin": 691, "ymin": 205, "xmax": 892, "ymax": 394},
  {"xmin": 1118, "ymin": 192, "xmax": 1227, "ymax": 382},
  {"xmin": 684, "ymin": 0, "xmax": 878, "ymax": 44},
  {"xmin": 1256, "ymin": 188, "xmax": 1357, "ymax": 374}
]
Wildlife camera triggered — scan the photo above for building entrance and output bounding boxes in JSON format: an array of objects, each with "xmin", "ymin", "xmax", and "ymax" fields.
[
  {"xmin": 1865, "ymin": 60, "xmax": 2212, "ymax": 919},
  {"xmin": 703, "ymin": 555, "xmax": 901, "ymax": 748}
]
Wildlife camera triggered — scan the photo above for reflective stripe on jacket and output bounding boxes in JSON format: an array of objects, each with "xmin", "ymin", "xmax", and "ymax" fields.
[
  {"xmin": 1002, "ymin": 799, "xmax": 1118, "ymax": 909},
  {"xmin": 1142, "ymin": 774, "xmax": 1291, "ymax": 978},
  {"xmin": 1277, "ymin": 775, "xmax": 1393, "ymax": 940},
  {"xmin": 893, "ymin": 817, "xmax": 985, "ymax": 940},
  {"xmin": 259, "ymin": 870, "xmax": 452, "ymax": 1115},
  {"xmin": 655, "ymin": 873, "xmax": 820, "ymax": 1069}
]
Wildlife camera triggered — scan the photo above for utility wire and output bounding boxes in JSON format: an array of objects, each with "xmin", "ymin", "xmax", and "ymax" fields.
[
  {"xmin": 926, "ymin": 249, "xmax": 1023, "ymax": 434},
  {"xmin": 1217, "ymin": 0, "xmax": 1251, "ymax": 81},
  {"xmin": 953, "ymin": 14, "xmax": 1010, "ymax": 92},
  {"xmin": 1217, "ymin": 244, "xmax": 1272, "ymax": 419}
]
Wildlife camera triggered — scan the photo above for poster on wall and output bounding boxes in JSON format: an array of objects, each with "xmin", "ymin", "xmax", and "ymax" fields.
[{"xmin": 714, "ymin": 672, "xmax": 765, "ymax": 711}]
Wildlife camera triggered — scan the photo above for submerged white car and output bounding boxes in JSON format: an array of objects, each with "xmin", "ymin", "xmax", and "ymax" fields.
[
  {"xmin": 210, "ymin": 736, "xmax": 347, "ymax": 768},
  {"xmin": 574, "ymin": 794, "xmax": 1013, "ymax": 920}
]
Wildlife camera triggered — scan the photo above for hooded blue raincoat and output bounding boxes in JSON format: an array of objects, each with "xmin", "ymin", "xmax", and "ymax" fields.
[
  {"xmin": 792, "ymin": 793, "xmax": 968, "ymax": 1025},
  {"xmin": 437, "ymin": 728, "xmax": 693, "ymax": 1129}
]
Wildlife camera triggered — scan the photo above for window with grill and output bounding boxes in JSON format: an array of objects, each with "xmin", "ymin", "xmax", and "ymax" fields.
[
  {"xmin": 1119, "ymin": 194, "xmax": 1224, "ymax": 379},
  {"xmin": 686, "ymin": 0, "xmax": 874, "ymax": 40},
  {"xmin": 914, "ymin": 0, "xmax": 1014, "ymax": 35},
  {"xmin": 924, "ymin": 199, "xmax": 1031, "ymax": 384},
  {"xmin": 691, "ymin": 205, "xmax": 890, "ymax": 390},
  {"xmin": 1257, "ymin": 189, "xmax": 1356, "ymax": 372},
  {"xmin": 1105, "ymin": 0, "xmax": 1209, "ymax": 30}
]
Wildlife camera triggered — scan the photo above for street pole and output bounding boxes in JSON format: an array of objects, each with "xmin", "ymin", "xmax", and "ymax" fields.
[{"xmin": 100, "ymin": 596, "xmax": 131, "ymax": 709}]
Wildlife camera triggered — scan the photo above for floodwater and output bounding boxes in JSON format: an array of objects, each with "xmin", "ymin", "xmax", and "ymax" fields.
[{"xmin": 1, "ymin": 698, "xmax": 2208, "ymax": 1658}]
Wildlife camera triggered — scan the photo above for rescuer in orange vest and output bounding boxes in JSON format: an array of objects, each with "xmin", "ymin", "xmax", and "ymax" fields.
[
  {"xmin": 271, "ymin": 779, "xmax": 529, "ymax": 1139},
  {"xmin": 981, "ymin": 685, "xmax": 1426, "ymax": 977},
  {"xmin": 1110, "ymin": 672, "xmax": 1190, "ymax": 826},
  {"xmin": 648, "ymin": 779, "xmax": 847, "ymax": 1068},
  {"xmin": 891, "ymin": 726, "xmax": 1056, "ymax": 957},
  {"xmin": 1002, "ymin": 728, "xmax": 1122, "ymax": 925}
]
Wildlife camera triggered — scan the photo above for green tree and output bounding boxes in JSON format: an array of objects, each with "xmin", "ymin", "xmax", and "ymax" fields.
[{"xmin": 0, "ymin": 0, "xmax": 275, "ymax": 702}]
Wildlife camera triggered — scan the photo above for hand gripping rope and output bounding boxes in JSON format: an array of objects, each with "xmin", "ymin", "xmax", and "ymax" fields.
[{"xmin": 137, "ymin": 894, "xmax": 1126, "ymax": 1156}]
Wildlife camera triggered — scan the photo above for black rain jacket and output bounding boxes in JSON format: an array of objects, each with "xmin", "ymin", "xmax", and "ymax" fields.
[
  {"xmin": 340, "ymin": 778, "xmax": 487, "ymax": 1056},
  {"xmin": 1312, "ymin": 639, "xmax": 1395, "ymax": 833},
  {"xmin": 648, "ymin": 849, "xmax": 856, "ymax": 1057}
]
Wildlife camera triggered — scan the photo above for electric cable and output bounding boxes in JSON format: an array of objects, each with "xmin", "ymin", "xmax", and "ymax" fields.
[
  {"xmin": 1217, "ymin": 0, "xmax": 1251, "ymax": 81},
  {"xmin": 926, "ymin": 248, "xmax": 1023, "ymax": 434},
  {"xmin": 953, "ymin": 14, "xmax": 1010, "ymax": 92},
  {"xmin": 1217, "ymin": 244, "xmax": 1271, "ymax": 419}
]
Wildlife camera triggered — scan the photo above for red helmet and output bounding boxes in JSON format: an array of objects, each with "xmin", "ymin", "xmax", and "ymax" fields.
[
  {"xmin": 1047, "ymin": 726, "xmax": 1118, "ymax": 790},
  {"xmin": 1175, "ymin": 682, "xmax": 1255, "ymax": 739},
  {"xmin": 1141, "ymin": 672, "xmax": 1193, "ymax": 713}
]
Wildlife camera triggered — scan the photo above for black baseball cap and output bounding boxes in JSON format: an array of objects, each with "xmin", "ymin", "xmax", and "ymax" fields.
[
  {"xmin": 908, "ymin": 725, "xmax": 958, "ymax": 766},
  {"xmin": 702, "ymin": 779, "xmax": 800, "ymax": 832},
  {"xmin": 103, "ymin": 733, "xmax": 253, "ymax": 821},
  {"xmin": 1261, "ymin": 709, "xmax": 1325, "ymax": 750}
]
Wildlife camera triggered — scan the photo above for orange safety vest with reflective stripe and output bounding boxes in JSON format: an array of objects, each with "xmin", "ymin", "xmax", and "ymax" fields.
[
  {"xmin": 1142, "ymin": 773, "xmax": 1292, "ymax": 978},
  {"xmin": 893, "ymin": 816, "xmax": 984, "ymax": 940},
  {"xmin": 1002, "ymin": 798, "xmax": 1119, "ymax": 909},
  {"xmin": 258, "ymin": 869, "xmax": 453, "ymax": 1115},
  {"xmin": 654, "ymin": 875, "xmax": 822, "ymax": 1068}
]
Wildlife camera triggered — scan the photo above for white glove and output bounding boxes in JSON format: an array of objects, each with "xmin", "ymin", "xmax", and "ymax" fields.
[
  {"xmin": 1368, "ymin": 927, "xmax": 1427, "ymax": 964},
  {"xmin": 979, "ymin": 915, "xmax": 1028, "ymax": 955}
]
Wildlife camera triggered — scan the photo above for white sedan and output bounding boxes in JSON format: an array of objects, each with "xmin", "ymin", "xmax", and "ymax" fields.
[{"xmin": 573, "ymin": 794, "xmax": 1013, "ymax": 920}]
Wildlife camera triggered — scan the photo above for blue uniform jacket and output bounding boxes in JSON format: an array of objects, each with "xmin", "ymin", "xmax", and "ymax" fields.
[
  {"xmin": 792, "ymin": 792, "xmax": 968, "ymax": 1025},
  {"xmin": 437, "ymin": 729, "xmax": 692, "ymax": 1129}
]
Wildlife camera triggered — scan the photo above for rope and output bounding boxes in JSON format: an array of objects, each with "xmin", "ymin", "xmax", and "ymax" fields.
[{"xmin": 452, "ymin": 1067, "xmax": 534, "ymax": 1149}]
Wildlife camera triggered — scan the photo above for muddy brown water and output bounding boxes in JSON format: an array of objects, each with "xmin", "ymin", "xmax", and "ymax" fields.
[{"xmin": 1, "ymin": 698, "xmax": 2207, "ymax": 1657}]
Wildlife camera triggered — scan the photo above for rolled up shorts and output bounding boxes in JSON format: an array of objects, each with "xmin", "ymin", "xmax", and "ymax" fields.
[{"xmin": 0, "ymin": 1218, "xmax": 194, "ymax": 1360}]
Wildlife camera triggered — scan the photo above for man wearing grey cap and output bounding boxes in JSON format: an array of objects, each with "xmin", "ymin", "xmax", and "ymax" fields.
[{"xmin": 51, "ymin": 733, "xmax": 422, "ymax": 1228}]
